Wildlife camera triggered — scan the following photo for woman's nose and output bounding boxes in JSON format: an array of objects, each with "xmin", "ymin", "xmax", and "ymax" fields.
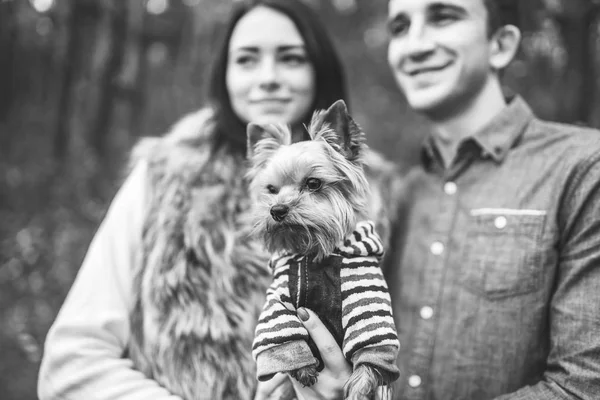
[{"xmin": 257, "ymin": 59, "xmax": 280, "ymax": 91}]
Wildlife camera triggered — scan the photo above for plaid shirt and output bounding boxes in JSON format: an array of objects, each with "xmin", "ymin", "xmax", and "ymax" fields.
[{"xmin": 385, "ymin": 96, "xmax": 600, "ymax": 400}]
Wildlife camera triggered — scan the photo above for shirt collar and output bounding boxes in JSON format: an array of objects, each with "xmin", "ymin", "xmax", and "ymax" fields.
[{"xmin": 421, "ymin": 95, "xmax": 534, "ymax": 167}]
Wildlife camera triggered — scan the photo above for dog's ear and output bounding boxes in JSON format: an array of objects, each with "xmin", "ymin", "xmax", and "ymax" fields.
[
  {"xmin": 246, "ymin": 123, "xmax": 291, "ymax": 164},
  {"xmin": 317, "ymin": 100, "xmax": 365, "ymax": 162}
]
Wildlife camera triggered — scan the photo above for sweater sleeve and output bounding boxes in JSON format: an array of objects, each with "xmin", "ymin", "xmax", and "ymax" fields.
[
  {"xmin": 340, "ymin": 256, "xmax": 400, "ymax": 382},
  {"xmin": 252, "ymin": 256, "xmax": 317, "ymax": 381},
  {"xmin": 37, "ymin": 163, "xmax": 183, "ymax": 400}
]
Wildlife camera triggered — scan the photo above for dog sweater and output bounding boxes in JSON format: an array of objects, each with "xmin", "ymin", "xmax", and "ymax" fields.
[{"xmin": 252, "ymin": 220, "xmax": 400, "ymax": 384}]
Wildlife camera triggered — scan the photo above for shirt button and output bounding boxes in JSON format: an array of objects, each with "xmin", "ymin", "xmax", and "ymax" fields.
[
  {"xmin": 430, "ymin": 241, "xmax": 444, "ymax": 255},
  {"xmin": 494, "ymin": 216, "xmax": 507, "ymax": 229},
  {"xmin": 443, "ymin": 181, "xmax": 457, "ymax": 195},
  {"xmin": 408, "ymin": 375, "xmax": 422, "ymax": 388},
  {"xmin": 420, "ymin": 306, "xmax": 434, "ymax": 320}
]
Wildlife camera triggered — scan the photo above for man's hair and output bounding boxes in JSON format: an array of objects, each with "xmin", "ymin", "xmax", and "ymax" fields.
[
  {"xmin": 207, "ymin": 0, "xmax": 348, "ymax": 155},
  {"xmin": 484, "ymin": 0, "xmax": 520, "ymax": 36}
]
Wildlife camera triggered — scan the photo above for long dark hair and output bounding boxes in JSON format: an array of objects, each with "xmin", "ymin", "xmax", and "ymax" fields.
[{"xmin": 207, "ymin": 0, "xmax": 348, "ymax": 155}]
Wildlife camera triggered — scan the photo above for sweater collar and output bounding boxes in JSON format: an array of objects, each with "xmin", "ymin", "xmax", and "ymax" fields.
[
  {"xmin": 335, "ymin": 220, "xmax": 384, "ymax": 258},
  {"xmin": 270, "ymin": 220, "xmax": 384, "ymax": 267}
]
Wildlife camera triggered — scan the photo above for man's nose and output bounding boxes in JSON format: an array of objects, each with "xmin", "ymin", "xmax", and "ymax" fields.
[{"xmin": 405, "ymin": 24, "xmax": 436, "ymax": 60}]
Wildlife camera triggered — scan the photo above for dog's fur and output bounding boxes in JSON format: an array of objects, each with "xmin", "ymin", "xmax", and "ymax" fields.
[
  {"xmin": 124, "ymin": 105, "xmax": 402, "ymax": 400},
  {"xmin": 246, "ymin": 115, "xmax": 370, "ymax": 261},
  {"xmin": 247, "ymin": 100, "xmax": 399, "ymax": 399}
]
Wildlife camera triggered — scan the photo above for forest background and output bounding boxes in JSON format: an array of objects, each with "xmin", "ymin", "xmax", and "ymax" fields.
[{"xmin": 1, "ymin": 0, "xmax": 600, "ymax": 398}]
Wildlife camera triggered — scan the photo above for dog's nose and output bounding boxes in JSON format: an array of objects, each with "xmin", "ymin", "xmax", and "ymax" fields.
[{"xmin": 270, "ymin": 204, "xmax": 289, "ymax": 222}]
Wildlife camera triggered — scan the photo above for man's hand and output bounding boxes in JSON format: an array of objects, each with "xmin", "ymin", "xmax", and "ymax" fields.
[{"xmin": 291, "ymin": 307, "xmax": 352, "ymax": 400}]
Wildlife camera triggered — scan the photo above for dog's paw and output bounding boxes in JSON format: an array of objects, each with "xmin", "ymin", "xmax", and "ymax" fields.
[{"xmin": 290, "ymin": 365, "xmax": 319, "ymax": 387}]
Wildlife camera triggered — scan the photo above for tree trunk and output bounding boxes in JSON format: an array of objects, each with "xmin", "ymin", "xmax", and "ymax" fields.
[
  {"xmin": 0, "ymin": 0, "xmax": 17, "ymax": 122},
  {"xmin": 53, "ymin": 0, "xmax": 81, "ymax": 162},
  {"xmin": 114, "ymin": 0, "xmax": 148, "ymax": 138},
  {"xmin": 552, "ymin": 0, "xmax": 599, "ymax": 125},
  {"xmin": 88, "ymin": 0, "xmax": 128, "ymax": 159}
]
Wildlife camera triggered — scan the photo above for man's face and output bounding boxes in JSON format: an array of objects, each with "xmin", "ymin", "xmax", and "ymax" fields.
[{"xmin": 387, "ymin": 0, "xmax": 495, "ymax": 117}]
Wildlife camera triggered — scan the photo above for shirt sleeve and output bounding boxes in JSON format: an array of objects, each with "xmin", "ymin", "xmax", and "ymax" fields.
[
  {"xmin": 37, "ymin": 162, "xmax": 183, "ymax": 400},
  {"xmin": 493, "ymin": 154, "xmax": 600, "ymax": 400}
]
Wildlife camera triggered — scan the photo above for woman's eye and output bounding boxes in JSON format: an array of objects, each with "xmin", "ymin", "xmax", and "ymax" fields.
[
  {"xmin": 280, "ymin": 53, "xmax": 308, "ymax": 67},
  {"xmin": 305, "ymin": 178, "xmax": 322, "ymax": 191},
  {"xmin": 234, "ymin": 55, "xmax": 257, "ymax": 68},
  {"xmin": 266, "ymin": 185, "xmax": 278, "ymax": 194}
]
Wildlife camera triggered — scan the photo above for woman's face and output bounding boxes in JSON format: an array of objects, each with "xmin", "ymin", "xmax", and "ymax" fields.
[{"xmin": 226, "ymin": 6, "xmax": 316, "ymax": 127}]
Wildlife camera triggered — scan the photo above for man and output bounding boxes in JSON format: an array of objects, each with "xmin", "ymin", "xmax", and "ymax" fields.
[
  {"xmin": 257, "ymin": 1, "xmax": 600, "ymax": 399},
  {"xmin": 384, "ymin": 0, "xmax": 600, "ymax": 399}
]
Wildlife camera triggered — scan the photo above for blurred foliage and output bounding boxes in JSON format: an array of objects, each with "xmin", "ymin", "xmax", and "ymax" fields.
[{"xmin": 1, "ymin": 0, "xmax": 600, "ymax": 399}]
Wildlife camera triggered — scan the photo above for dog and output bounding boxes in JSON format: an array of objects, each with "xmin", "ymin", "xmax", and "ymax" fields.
[{"xmin": 245, "ymin": 100, "xmax": 400, "ymax": 399}]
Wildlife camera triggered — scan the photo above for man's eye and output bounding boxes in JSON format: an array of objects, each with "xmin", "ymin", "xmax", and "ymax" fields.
[
  {"xmin": 305, "ymin": 178, "xmax": 322, "ymax": 191},
  {"xmin": 266, "ymin": 185, "xmax": 278, "ymax": 194},
  {"xmin": 388, "ymin": 18, "xmax": 409, "ymax": 37},
  {"xmin": 429, "ymin": 11, "xmax": 459, "ymax": 26}
]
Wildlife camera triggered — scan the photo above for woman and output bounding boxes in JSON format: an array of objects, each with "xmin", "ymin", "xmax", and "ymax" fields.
[{"xmin": 37, "ymin": 1, "xmax": 402, "ymax": 399}]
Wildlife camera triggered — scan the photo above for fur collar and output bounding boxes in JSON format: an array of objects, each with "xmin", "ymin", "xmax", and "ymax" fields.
[
  {"xmin": 125, "ymin": 108, "xmax": 403, "ymax": 399},
  {"xmin": 128, "ymin": 108, "xmax": 271, "ymax": 400}
]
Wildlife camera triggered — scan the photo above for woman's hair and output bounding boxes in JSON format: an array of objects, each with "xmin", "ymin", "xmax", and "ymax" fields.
[{"xmin": 207, "ymin": 0, "xmax": 348, "ymax": 154}]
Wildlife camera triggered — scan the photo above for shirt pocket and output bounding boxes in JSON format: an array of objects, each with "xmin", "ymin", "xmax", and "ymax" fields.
[{"xmin": 460, "ymin": 209, "xmax": 547, "ymax": 300}]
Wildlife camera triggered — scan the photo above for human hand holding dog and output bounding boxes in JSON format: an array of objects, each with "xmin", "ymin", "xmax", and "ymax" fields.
[
  {"xmin": 254, "ymin": 373, "xmax": 293, "ymax": 400},
  {"xmin": 291, "ymin": 307, "xmax": 352, "ymax": 400}
]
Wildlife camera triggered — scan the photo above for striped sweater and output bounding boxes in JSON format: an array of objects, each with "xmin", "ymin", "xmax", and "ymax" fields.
[{"xmin": 252, "ymin": 220, "xmax": 400, "ymax": 384}]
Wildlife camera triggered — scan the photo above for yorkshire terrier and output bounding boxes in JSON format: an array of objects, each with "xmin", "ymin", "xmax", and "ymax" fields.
[{"xmin": 246, "ymin": 100, "xmax": 400, "ymax": 400}]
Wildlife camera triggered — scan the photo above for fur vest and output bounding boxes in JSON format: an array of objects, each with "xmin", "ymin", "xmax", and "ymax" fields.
[{"xmin": 126, "ymin": 108, "xmax": 403, "ymax": 400}]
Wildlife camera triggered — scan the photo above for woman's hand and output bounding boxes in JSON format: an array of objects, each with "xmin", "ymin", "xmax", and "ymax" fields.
[
  {"xmin": 291, "ymin": 307, "xmax": 352, "ymax": 400},
  {"xmin": 254, "ymin": 373, "xmax": 293, "ymax": 400}
]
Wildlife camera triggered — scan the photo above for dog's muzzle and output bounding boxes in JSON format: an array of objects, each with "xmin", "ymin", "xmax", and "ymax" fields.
[{"xmin": 270, "ymin": 204, "xmax": 289, "ymax": 222}]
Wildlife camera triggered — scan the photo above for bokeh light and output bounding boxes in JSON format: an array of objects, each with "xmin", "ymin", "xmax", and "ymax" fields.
[
  {"xmin": 29, "ymin": 0, "xmax": 54, "ymax": 13},
  {"xmin": 182, "ymin": 0, "xmax": 202, "ymax": 6},
  {"xmin": 332, "ymin": 0, "xmax": 357, "ymax": 14},
  {"xmin": 146, "ymin": 0, "xmax": 169, "ymax": 15},
  {"xmin": 36, "ymin": 17, "xmax": 54, "ymax": 37},
  {"xmin": 148, "ymin": 42, "xmax": 169, "ymax": 66}
]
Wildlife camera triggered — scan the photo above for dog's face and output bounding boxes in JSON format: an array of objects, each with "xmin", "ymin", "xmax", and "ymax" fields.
[{"xmin": 246, "ymin": 100, "xmax": 370, "ymax": 260}]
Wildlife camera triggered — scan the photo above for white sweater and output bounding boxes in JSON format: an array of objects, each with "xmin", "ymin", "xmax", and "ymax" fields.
[{"xmin": 37, "ymin": 163, "xmax": 183, "ymax": 400}]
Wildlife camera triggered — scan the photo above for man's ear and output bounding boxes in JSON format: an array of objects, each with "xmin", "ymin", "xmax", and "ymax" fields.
[
  {"xmin": 489, "ymin": 24, "xmax": 522, "ymax": 70},
  {"xmin": 246, "ymin": 123, "xmax": 291, "ymax": 161},
  {"xmin": 316, "ymin": 99, "xmax": 365, "ymax": 162}
]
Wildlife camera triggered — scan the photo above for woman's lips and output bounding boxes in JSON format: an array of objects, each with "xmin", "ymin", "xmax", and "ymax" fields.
[{"xmin": 251, "ymin": 98, "xmax": 291, "ymax": 104}]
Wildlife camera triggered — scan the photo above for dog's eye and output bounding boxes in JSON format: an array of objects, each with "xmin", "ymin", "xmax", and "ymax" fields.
[
  {"xmin": 305, "ymin": 178, "xmax": 322, "ymax": 191},
  {"xmin": 266, "ymin": 184, "xmax": 278, "ymax": 194}
]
